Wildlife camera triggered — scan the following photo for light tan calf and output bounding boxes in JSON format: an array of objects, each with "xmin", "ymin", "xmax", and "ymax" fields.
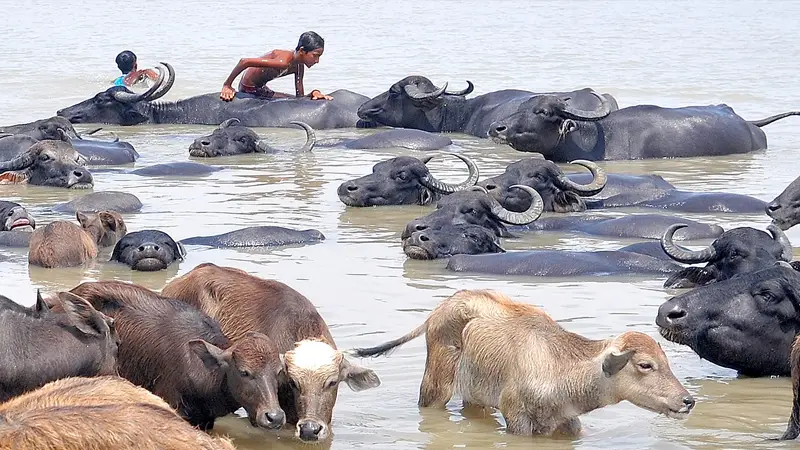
[
  {"xmin": 0, "ymin": 376, "xmax": 235, "ymax": 450},
  {"xmin": 28, "ymin": 210, "xmax": 126, "ymax": 268},
  {"xmin": 351, "ymin": 289, "xmax": 694, "ymax": 436}
]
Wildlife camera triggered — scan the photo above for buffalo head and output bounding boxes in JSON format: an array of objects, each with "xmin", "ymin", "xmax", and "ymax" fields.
[
  {"xmin": 337, "ymin": 153, "xmax": 479, "ymax": 207},
  {"xmin": 110, "ymin": 230, "xmax": 185, "ymax": 271},
  {"xmin": 768, "ymin": 175, "xmax": 800, "ymax": 231},
  {"xmin": 0, "ymin": 140, "xmax": 93, "ymax": 188},
  {"xmin": 0, "ymin": 201, "xmax": 35, "ymax": 231},
  {"xmin": 357, "ymin": 76, "xmax": 473, "ymax": 131},
  {"xmin": 661, "ymin": 223, "xmax": 794, "ymax": 288},
  {"xmin": 403, "ymin": 224, "xmax": 505, "ymax": 260},
  {"xmin": 656, "ymin": 262, "xmax": 800, "ymax": 376},
  {"xmin": 488, "ymin": 92, "xmax": 614, "ymax": 154},
  {"xmin": 57, "ymin": 63, "xmax": 174, "ymax": 125},
  {"xmin": 188, "ymin": 118, "xmax": 315, "ymax": 157},
  {"xmin": 402, "ymin": 185, "xmax": 544, "ymax": 241},
  {"xmin": 479, "ymin": 159, "xmax": 607, "ymax": 213},
  {"xmin": 0, "ymin": 116, "xmax": 87, "ymax": 141}
]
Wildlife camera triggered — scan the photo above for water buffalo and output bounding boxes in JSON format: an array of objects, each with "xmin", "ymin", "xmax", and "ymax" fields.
[
  {"xmin": 110, "ymin": 230, "xmax": 185, "ymax": 271},
  {"xmin": 403, "ymin": 224, "xmax": 505, "ymax": 260},
  {"xmin": 356, "ymin": 76, "xmax": 618, "ymax": 137},
  {"xmin": 131, "ymin": 162, "xmax": 224, "ymax": 177},
  {"xmin": 350, "ymin": 289, "xmax": 693, "ymax": 436},
  {"xmin": 0, "ymin": 140, "xmax": 93, "ymax": 188},
  {"xmin": 179, "ymin": 226, "xmax": 325, "ymax": 248},
  {"xmin": 317, "ymin": 128, "xmax": 453, "ymax": 150},
  {"xmin": 656, "ymin": 262, "xmax": 800, "ymax": 377},
  {"xmin": 188, "ymin": 118, "xmax": 315, "ymax": 157},
  {"xmin": 61, "ymin": 281, "xmax": 285, "ymax": 431},
  {"xmin": 445, "ymin": 249, "xmax": 682, "ymax": 277},
  {"xmin": 28, "ymin": 211, "xmax": 126, "ymax": 268},
  {"xmin": 402, "ymin": 186, "xmax": 544, "ymax": 241},
  {"xmin": 57, "ymin": 62, "xmax": 373, "ymax": 129},
  {"xmin": 478, "ymin": 159, "xmax": 607, "ymax": 212},
  {"xmin": 527, "ymin": 214, "xmax": 723, "ymax": 240},
  {"xmin": 781, "ymin": 339, "xmax": 800, "ymax": 440},
  {"xmin": 0, "ymin": 200, "xmax": 34, "ymax": 231},
  {"xmin": 489, "ymin": 94, "xmax": 800, "ymax": 161},
  {"xmin": 337, "ymin": 153, "xmax": 479, "ymax": 207},
  {"xmin": 0, "ymin": 291, "xmax": 118, "ymax": 402},
  {"xmin": 660, "ymin": 223, "xmax": 793, "ymax": 288},
  {"xmin": 53, "ymin": 191, "xmax": 143, "ymax": 214},
  {"xmin": 161, "ymin": 263, "xmax": 381, "ymax": 442},
  {"xmin": 0, "ymin": 115, "xmax": 92, "ymax": 141},
  {"xmin": 0, "ymin": 376, "xmax": 236, "ymax": 450},
  {"xmin": 768, "ymin": 174, "xmax": 800, "ymax": 231}
]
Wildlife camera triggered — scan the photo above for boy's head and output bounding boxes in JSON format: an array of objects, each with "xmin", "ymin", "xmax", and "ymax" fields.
[
  {"xmin": 296, "ymin": 31, "xmax": 324, "ymax": 68},
  {"xmin": 115, "ymin": 50, "xmax": 137, "ymax": 74}
]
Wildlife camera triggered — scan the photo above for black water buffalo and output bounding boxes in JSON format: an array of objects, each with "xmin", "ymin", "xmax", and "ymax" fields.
[
  {"xmin": 180, "ymin": 226, "xmax": 324, "ymax": 248},
  {"xmin": 402, "ymin": 185, "xmax": 544, "ymax": 241},
  {"xmin": 188, "ymin": 119, "xmax": 315, "ymax": 157},
  {"xmin": 111, "ymin": 230, "xmax": 185, "ymax": 271},
  {"xmin": 660, "ymin": 223, "xmax": 794, "ymax": 288},
  {"xmin": 403, "ymin": 224, "xmax": 505, "ymax": 260},
  {"xmin": 0, "ymin": 115, "xmax": 93, "ymax": 141},
  {"xmin": 0, "ymin": 140, "xmax": 93, "ymax": 188},
  {"xmin": 526, "ymin": 214, "xmax": 723, "ymax": 240},
  {"xmin": 489, "ymin": 95, "xmax": 800, "ymax": 161},
  {"xmin": 445, "ymin": 249, "xmax": 681, "ymax": 276},
  {"xmin": 0, "ymin": 291, "xmax": 118, "ymax": 402},
  {"xmin": 57, "ymin": 63, "xmax": 372, "ymax": 129},
  {"xmin": 356, "ymin": 76, "xmax": 618, "ymax": 137},
  {"xmin": 53, "ymin": 191, "xmax": 143, "ymax": 214},
  {"xmin": 656, "ymin": 262, "xmax": 800, "ymax": 376},
  {"xmin": 478, "ymin": 159, "xmax": 607, "ymax": 212},
  {"xmin": 316, "ymin": 128, "xmax": 452, "ymax": 150},
  {"xmin": 337, "ymin": 153, "xmax": 479, "ymax": 207},
  {"xmin": 131, "ymin": 162, "xmax": 224, "ymax": 177},
  {"xmin": 0, "ymin": 201, "xmax": 35, "ymax": 231},
  {"xmin": 768, "ymin": 175, "xmax": 800, "ymax": 231}
]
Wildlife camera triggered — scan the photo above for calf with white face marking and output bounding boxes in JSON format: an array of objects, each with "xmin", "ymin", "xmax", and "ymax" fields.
[
  {"xmin": 351, "ymin": 289, "xmax": 694, "ymax": 436},
  {"xmin": 161, "ymin": 263, "xmax": 381, "ymax": 442}
]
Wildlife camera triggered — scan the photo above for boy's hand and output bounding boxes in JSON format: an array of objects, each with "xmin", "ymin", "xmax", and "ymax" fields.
[
  {"xmin": 220, "ymin": 85, "xmax": 236, "ymax": 102},
  {"xmin": 310, "ymin": 90, "xmax": 332, "ymax": 101}
]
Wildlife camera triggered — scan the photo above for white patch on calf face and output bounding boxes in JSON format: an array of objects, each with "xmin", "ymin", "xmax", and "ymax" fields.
[{"xmin": 288, "ymin": 340, "xmax": 338, "ymax": 370}]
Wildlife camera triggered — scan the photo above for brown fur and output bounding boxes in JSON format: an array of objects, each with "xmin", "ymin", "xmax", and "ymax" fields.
[
  {"xmin": 0, "ymin": 377, "xmax": 234, "ymax": 450},
  {"xmin": 352, "ymin": 289, "xmax": 692, "ymax": 436},
  {"xmin": 781, "ymin": 336, "xmax": 800, "ymax": 439},
  {"xmin": 28, "ymin": 210, "xmax": 124, "ymax": 268},
  {"xmin": 162, "ymin": 263, "xmax": 380, "ymax": 442}
]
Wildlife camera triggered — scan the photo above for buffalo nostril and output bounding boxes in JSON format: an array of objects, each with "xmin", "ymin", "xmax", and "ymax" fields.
[
  {"xmin": 200, "ymin": 140, "xmax": 211, "ymax": 146},
  {"xmin": 153, "ymin": 245, "xmax": 160, "ymax": 251},
  {"xmin": 415, "ymin": 224, "xmax": 427, "ymax": 232},
  {"xmin": 666, "ymin": 307, "xmax": 687, "ymax": 322},
  {"xmin": 683, "ymin": 396, "xmax": 696, "ymax": 410},
  {"xmin": 347, "ymin": 184, "xmax": 358, "ymax": 192},
  {"xmin": 767, "ymin": 202, "xmax": 781, "ymax": 212},
  {"xmin": 266, "ymin": 410, "xmax": 285, "ymax": 424},
  {"xmin": 419, "ymin": 234, "xmax": 429, "ymax": 242},
  {"xmin": 73, "ymin": 170, "xmax": 83, "ymax": 178},
  {"xmin": 494, "ymin": 125, "xmax": 507, "ymax": 133},
  {"xmin": 137, "ymin": 246, "xmax": 145, "ymax": 252}
]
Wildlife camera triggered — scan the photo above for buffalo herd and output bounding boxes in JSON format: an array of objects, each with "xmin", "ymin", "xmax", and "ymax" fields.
[{"xmin": 2, "ymin": 61, "xmax": 800, "ymax": 446}]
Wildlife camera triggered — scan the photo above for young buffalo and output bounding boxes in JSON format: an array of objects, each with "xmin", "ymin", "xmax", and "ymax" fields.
[
  {"xmin": 0, "ymin": 291, "xmax": 118, "ymax": 402},
  {"xmin": 0, "ymin": 376, "xmax": 234, "ymax": 450},
  {"xmin": 60, "ymin": 280, "xmax": 285, "ymax": 431},
  {"xmin": 351, "ymin": 289, "xmax": 694, "ymax": 436},
  {"xmin": 162, "ymin": 262, "xmax": 381, "ymax": 442},
  {"xmin": 28, "ymin": 210, "xmax": 127, "ymax": 268}
]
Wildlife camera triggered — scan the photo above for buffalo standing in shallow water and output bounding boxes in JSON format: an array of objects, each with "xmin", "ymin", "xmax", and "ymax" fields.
[
  {"xmin": 357, "ymin": 75, "xmax": 618, "ymax": 137},
  {"xmin": 0, "ymin": 140, "xmax": 93, "ymax": 188},
  {"xmin": 489, "ymin": 94, "xmax": 800, "ymax": 161}
]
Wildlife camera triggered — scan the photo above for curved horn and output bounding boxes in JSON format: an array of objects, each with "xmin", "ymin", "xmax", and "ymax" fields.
[
  {"xmin": 555, "ymin": 160, "xmax": 608, "ymax": 196},
  {"xmin": 109, "ymin": 132, "xmax": 119, "ymax": 143},
  {"xmin": 489, "ymin": 185, "xmax": 544, "ymax": 225},
  {"xmin": 403, "ymin": 82, "xmax": 448, "ymax": 101},
  {"xmin": 0, "ymin": 133, "xmax": 12, "ymax": 139},
  {"xmin": 470, "ymin": 186, "xmax": 489, "ymax": 194},
  {"xmin": 660, "ymin": 224, "xmax": 717, "ymax": 264},
  {"xmin": 75, "ymin": 127, "xmax": 103, "ymax": 139},
  {"xmin": 146, "ymin": 62, "xmax": 175, "ymax": 102},
  {"xmin": 111, "ymin": 65, "xmax": 165, "ymax": 103},
  {"xmin": 0, "ymin": 150, "xmax": 36, "ymax": 172},
  {"xmin": 419, "ymin": 152, "xmax": 479, "ymax": 194},
  {"xmin": 768, "ymin": 223, "xmax": 794, "ymax": 262},
  {"xmin": 445, "ymin": 81, "xmax": 474, "ymax": 96},
  {"xmin": 560, "ymin": 90, "xmax": 614, "ymax": 121},
  {"xmin": 290, "ymin": 121, "xmax": 316, "ymax": 152},
  {"xmin": 219, "ymin": 118, "xmax": 241, "ymax": 128}
]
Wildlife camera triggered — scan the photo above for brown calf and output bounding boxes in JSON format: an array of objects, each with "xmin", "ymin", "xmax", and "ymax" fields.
[
  {"xmin": 780, "ymin": 336, "xmax": 800, "ymax": 440},
  {"xmin": 28, "ymin": 210, "xmax": 126, "ymax": 268},
  {"xmin": 351, "ymin": 289, "xmax": 694, "ymax": 436},
  {"xmin": 59, "ymin": 280, "xmax": 285, "ymax": 431},
  {"xmin": 0, "ymin": 376, "xmax": 235, "ymax": 450},
  {"xmin": 162, "ymin": 262, "xmax": 381, "ymax": 442}
]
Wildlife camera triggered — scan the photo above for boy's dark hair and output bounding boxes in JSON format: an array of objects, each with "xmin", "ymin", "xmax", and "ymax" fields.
[
  {"xmin": 115, "ymin": 50, "xmax": 137, "ymax": 73},
  {"xmin": 296, "ymin": 31, "xmax": 324, "ymax": 52}
]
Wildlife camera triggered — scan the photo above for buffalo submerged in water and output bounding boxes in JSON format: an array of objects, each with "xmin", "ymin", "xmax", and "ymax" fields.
[{"xmin": 56, "ymin": 62, "xmax": 374, "ymax": 129}]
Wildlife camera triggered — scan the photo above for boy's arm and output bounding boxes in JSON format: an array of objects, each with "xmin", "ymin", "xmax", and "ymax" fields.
[{"xmin": 220, "ymin": 57, "xmax": 290, "ymax": 101}]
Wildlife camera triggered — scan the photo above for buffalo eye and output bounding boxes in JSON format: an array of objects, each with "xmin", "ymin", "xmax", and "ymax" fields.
[
  {"xmin": 637, "ymin": 362, "xmax": 653, "ymax": 372},
  {"xmin": 759, "ymin": 290, "xmax": 777, "ymax": 303},
  {"xmin": 396, "ymin": 172, "xmax": 409, "ymax": 181},
  {"xmin": 39, "ymin": 154, "xmax": 51, "ymax": 162},
  {"xmin": 325, "ymin": 379, "xmax": 338, "ymax": 389},
  {"xmin": 239, "ymin": 369, "xmax": 252, "ymax": 378}
]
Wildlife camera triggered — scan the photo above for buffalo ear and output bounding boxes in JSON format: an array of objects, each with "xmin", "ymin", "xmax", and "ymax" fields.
[
  {"xmin": 174, "ymin": 241, "xmax": 187, "ymax": 260},
  {"xmin": 340, "ymin": 358, "xmax": 381, "ymax": 392},
  {"xmin": 602, "ymin": 350, "xmax": 632, "ymax": 376},
  {"xmin": 420, "ymin": 156, "xmax": 434, "ymax": 164},
  {"xmin": 34, "ymin": 290, "xmax": 50, "ymax": 316},
  {"xmin": 76, "ymin": 211, "xmax": 91, "ymax": 228},
  {"xmin": 189, "ymin": 339, "xmax": 230, "ymax": 370},
  {"xmin": 58, "ymin": 292, "xmax": 103, "ymax": 336},
  {"xmin": 663, "ymin": 267, "xmax": 716, "ymax": 289}
]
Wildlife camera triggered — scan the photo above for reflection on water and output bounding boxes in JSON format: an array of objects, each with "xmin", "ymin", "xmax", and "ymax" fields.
[{"xmin": 3, "ymin": 0, "xmax": 800, "ymax": 449}]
